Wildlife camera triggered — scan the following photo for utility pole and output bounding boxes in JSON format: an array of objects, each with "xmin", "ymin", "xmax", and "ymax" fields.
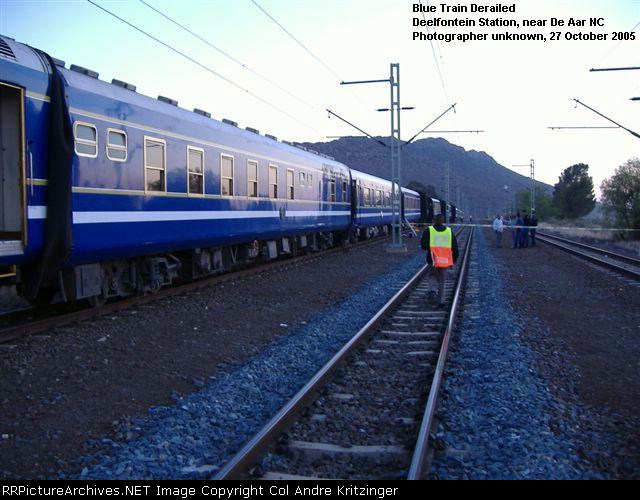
[{"xmin": 341, "ymin": 63, "xmax": 408, "ymax": 251}]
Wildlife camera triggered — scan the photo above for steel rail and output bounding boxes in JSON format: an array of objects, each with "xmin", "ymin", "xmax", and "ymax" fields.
[
  {"xmin": 537, "ymin": 232, "xmax": 640, "ymax": 266},
  {"xmin": 536, "ymin": 234, "xmax": 640, "ymax": 280},
  {"xmin": 0, "ymin": 237, "xmax": 387, "ymax": 344},
  {"xmin": 407, "ymin": 226, "xmax": 474, "ymax": 480},
  {"xmin": 214, "ymin": 228, "xmax": 468, "ymax": 480}
]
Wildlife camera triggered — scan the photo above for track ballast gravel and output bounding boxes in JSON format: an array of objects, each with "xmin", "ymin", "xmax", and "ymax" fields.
[
  {"xmin": 0, "ymin": 238, "xmax": 425, "ymax": 479},
  {"xmin": 429, "ymin": 228, "xmax": 639, "ymax": 479}
]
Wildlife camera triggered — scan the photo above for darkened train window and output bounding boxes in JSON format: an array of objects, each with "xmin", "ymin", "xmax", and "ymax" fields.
[
  {"xmin": 364, "ymin": 187, "xmax": 371, "ymax": 206},
  {"xmin": 74, "ymin": 122, "xmax": 98, "ymax": 158},
  {"xmin": 188, "ymin": 147, "xmax": 204, "ymax": 195},
  {"xmin": 106, "ymin": 129, "xmax": 127, "ymax": 161},
  {"xmin": 144, "ymin": 137, "xmax": 166, "ymax": 192},
  {"xmin": 377, "ymin": 190, "xmax": 382, "ymax": 206},
  {"xmin": 287, "ymin": 169, "xmax": 295, "ymax": 200},
  {"xmin": 329, "ymin": 179, "xmax": 336, "ymax": 202},
  {"xmin": 221, "ymin": 154, "xmax": 234, "ymax": 196},
  {"xmin": 269, "ymin": 165, "xmax": 278, "ymax": 198},
  {"xmin": 342, "ymin": 180, "xmax": 348, "ymax": 202},
  {"xmin": 385, "ymin": 192, "xmax": 390, "ymax": 207},
  {"xmin": 299, "ymin": 172, "xmax": 306, "ymax": 187},
  {"xmin": 247, "ymin": 160, "xmax": 258, "ymax": 198}
]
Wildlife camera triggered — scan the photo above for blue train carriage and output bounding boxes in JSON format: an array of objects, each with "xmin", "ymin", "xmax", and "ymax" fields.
[
  {"xmin": 0, "ymin": 36, "xmax": 354, "ymax": 304},
  {"xmin": 401, "ymin": 187, "xmax": 421, "ymax": 223},
  {"xmin": 449, "ymin": 204, "xmax": 458, "ymax": 223},
  {"xmin": 350, "ymin": 169, "xmax": 393, "ymax": 239}
]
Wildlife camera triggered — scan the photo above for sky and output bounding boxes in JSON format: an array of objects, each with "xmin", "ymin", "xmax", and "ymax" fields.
[{"xmin": 1, "ymin": 0, "xmax": 638, "ymax": 198}]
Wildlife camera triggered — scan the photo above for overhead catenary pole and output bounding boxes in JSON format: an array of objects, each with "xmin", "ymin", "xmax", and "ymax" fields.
[
  {"xmin": 341, "ymin": 63, "xmax": 407, "ymax": 251},
  {"xmin": 530, "ymin": 159, "xmax": 535, "ymax": 214},
  {"xmin": 512, "ymin": 160, "xmax": 535, "ymax": 214},
  {"xmin": 445, "ymin": 162, "xmax": 450, "ymax": 224},
  {"xmin": 389, "ymin": 63, "xmax": 403, "ymax": 249}
]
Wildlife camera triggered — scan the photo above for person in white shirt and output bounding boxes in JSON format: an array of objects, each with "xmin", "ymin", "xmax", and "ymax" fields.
[{"xmin": 492, "ymin": 215, "xmax": 504, "ymax": 248}]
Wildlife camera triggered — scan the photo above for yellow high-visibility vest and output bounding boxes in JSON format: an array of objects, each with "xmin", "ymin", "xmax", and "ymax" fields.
[{"xmin": 428, "ymin": 226, "xmax": 453, "ymax": 268}]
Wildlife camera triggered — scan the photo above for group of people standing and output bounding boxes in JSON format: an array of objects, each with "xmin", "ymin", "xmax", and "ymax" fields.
[{"xmin": 492, "ymin": 210, "xmax": 538, "ymax": 249}]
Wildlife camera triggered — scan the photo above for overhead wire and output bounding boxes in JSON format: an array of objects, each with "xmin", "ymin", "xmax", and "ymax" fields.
[
  {"xmin": 599, "ymin": 19, "xmax": 640, "ymax": 62},
  {"xmin": 137, "ymin": 0, "xmax": 320, "ymax": 113},
  {"xmin": 86, "ymin": 0, "xmax": 322, "ymax": 134},
  {"xmin": 249, "ymin": 0, "xmax": 371, "ymax": 114},
  {"xmin": 419, "ymin": 0, "xmax": 448, "ymax": 101},
  {"xmin": 425, "ymin": 0, "xmax": 448, "ymax": 89},
  {"xmin": 250, "ymin": 0, "xmax": 341, "ymax": 81}
]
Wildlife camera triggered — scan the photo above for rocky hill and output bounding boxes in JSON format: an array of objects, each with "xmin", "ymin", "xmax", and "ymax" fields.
[{"xmin": 299, "ymin": 136, "xmax": 551, "ymax": 216}]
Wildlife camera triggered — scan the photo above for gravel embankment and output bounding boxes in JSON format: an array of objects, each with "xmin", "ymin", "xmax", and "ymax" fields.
[
  {"xmin": 428, "ymin": 229, "xmax": 638, "ymax": 479},
  {"xmin": 0, "ymin": 237, "xmax": 427, "ymax": 479}
]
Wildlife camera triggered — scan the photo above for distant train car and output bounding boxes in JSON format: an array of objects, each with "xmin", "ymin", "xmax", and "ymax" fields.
[
  {"xmin": 350, "ymin": 169, "xmax": 393, "ymax": 238},
  {"xmin": 401, "ymin": 187, "xmax": 421, "ymax": 223},
  {"xmin": 450, "ymin": 205, "xmax": 457, "ymax": 223}
]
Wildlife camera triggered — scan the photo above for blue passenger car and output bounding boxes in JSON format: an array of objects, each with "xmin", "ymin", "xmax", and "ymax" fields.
[
  {"xmin": 350, "ymin": 169, "xmax": 393, "ymax": 238},
  {"xmin": 401, "ymin": 187, "xmax": 421, "ymax": 223}
]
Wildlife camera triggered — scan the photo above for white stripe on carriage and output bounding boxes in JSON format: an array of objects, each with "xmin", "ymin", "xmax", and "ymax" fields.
[
  {"xmin": 71, "ymin": 210, "xmax": 352, "ymax": 224},
  {"xmin": 359, "ymin": 212, "xmax": 392, "ymax": 218},
  {"xmin": 28, "ymin": 206, "xmax": 47, "ymax": 219}
]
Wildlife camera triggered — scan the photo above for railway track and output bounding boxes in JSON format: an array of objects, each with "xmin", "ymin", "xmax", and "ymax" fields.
[
  {"xmin": 537, "ymin": 232, "xmax": 640, "ymax": 282},
  {"xmin": 0, "ymin": 236, "xmax": 390, "ymax": 344},
  {"xmin": 214, "ymin": 227, "xmax": 473, "ymax": 480}
]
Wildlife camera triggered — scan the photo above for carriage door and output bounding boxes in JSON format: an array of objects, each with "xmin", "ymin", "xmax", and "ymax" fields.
[
  {"xmin": 0, "ymin": 83, "xmax": 26, "ymax": 247},
  {"xmin": 350, "ymin": 179, "xmax": 358, "ymax": 221}
]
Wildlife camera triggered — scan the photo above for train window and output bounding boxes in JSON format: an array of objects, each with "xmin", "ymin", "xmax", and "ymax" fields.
[
  {"xmin": 287, "ymin": 169, "xmax": 295, "ymax": 200},
  {"xmin": 269, "ymin": 165, "xmax": 278, "ymax": 198},
  {"xmin": 358, "ymin": 185, "xmax": 362, "ymax": 206},
  {"xmin": 342, "ymin": 180, "xmax": 347, "ymax": 203},
  {"xmin": 308, "ymin": 173, "xmax": 313, "ymax": 187},
  {"xmin": 221, "ymin": 154, "xmax": 234, "ymax": 196},
  {"xmin": 247, "ymin": 160, "xmax": 258, "ymax": 198},
  {"xmin": 299, "ymin": 172, "xmax": 306, "ymax": 186},
  {"xmin": 187, "ymin": 146, "xmax": 204, "ymax": 195},
  {"xmin": 144, "ymin": 137, "xmax": 166, "ymax": 192},
  {"xmin": 385, "ymin": 192, "xmax": 390, "ymax": 207},
  {"xmin": 106, "ymin": 129, "xmax": 127, "ymax": 161},
  {"xmin": 329, "ymin": 179, "xmax": 336, "ymax": 202},
  {"xmin": 377, "ymin": 190, "xmax": 382, "ymax": 206},
  {"xmin": 74, "ymin": 122, "xmax": 98, "ymax": 158},
  {"xmin": 364, "ymin": 188, "xmax": 371, "ymax": 206}
]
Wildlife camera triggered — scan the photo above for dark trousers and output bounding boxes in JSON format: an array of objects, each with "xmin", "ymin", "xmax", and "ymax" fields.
[
  {"xmin": 530, "ymin": 228, "xmax": 537, "ymax": 246},
  {"xmin": 494, "ymin": 230, "xmax": 503, "ymax": 247},
  {"xmin": 429, "ymin": 266, "xmax": 447, "ymax": 305},
  {"xmin": 519, "ymin": 229, "xmax": 529, "ymax": 248},
  {"xmin": 513, "ymin": 229, "xmax": 521, "ymax": 248}
]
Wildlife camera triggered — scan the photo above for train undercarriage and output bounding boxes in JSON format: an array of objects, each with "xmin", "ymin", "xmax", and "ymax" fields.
[{"xmin": 2, "ymin": 224, "xmax": 389, "ymax": 306}]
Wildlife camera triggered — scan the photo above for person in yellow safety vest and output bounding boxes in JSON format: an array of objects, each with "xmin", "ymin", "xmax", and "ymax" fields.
[{"xmin": 420, "ymin": 213, "xmax": 460, "ymax": 308}]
